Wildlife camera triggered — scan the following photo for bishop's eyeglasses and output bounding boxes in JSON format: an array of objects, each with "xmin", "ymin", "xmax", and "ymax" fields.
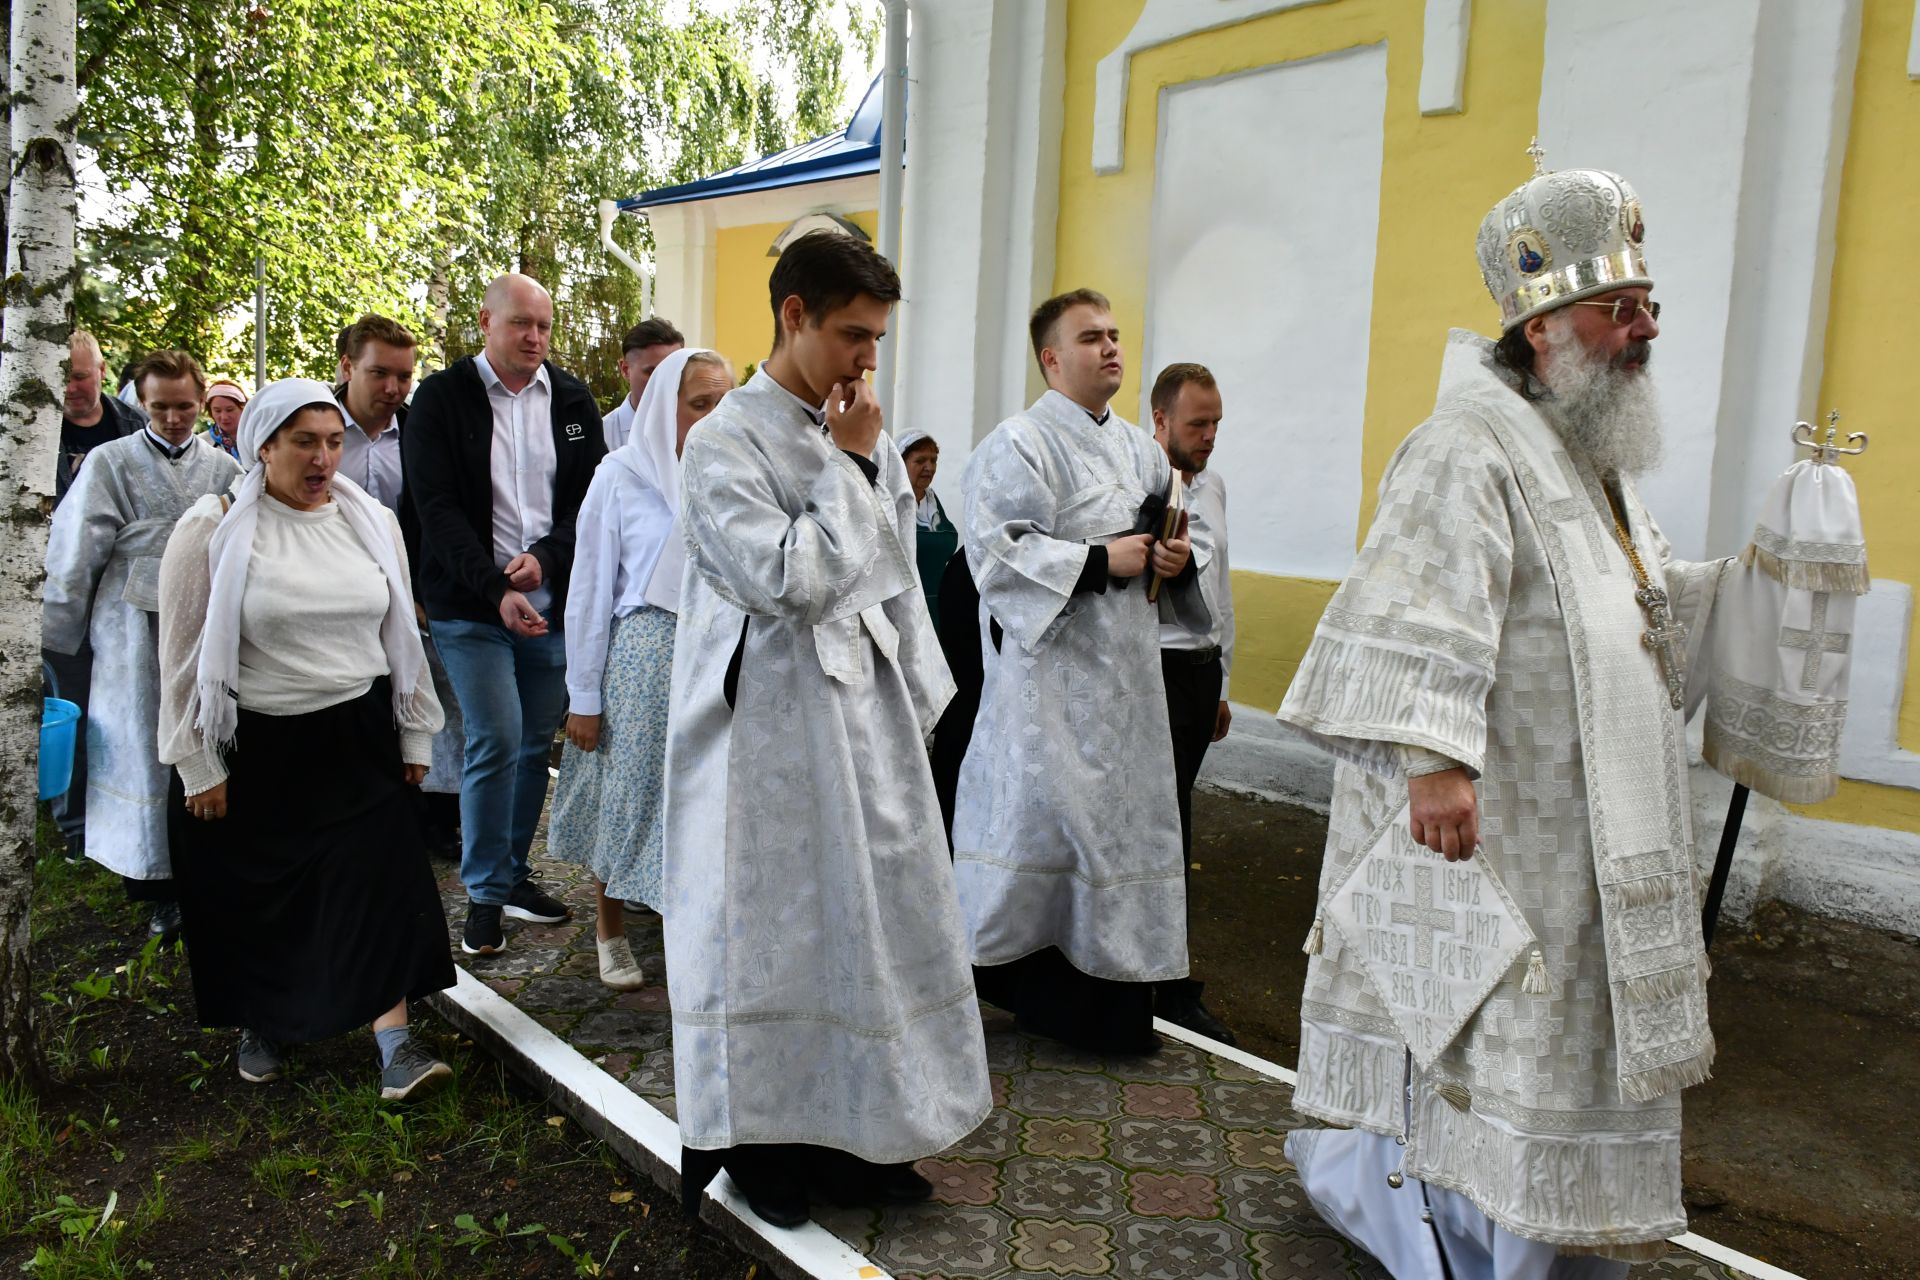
[{"xmin": 1570, "ymin": 297, "xmax": 1661, "ymax": 326}]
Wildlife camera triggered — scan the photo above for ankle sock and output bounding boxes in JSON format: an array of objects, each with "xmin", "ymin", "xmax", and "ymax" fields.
[{"xmin": 375, "ymin": 1025, "xmax": 410, "ymax": 1068}]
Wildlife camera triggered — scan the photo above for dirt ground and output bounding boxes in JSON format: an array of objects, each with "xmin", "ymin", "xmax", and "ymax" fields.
[
  {"xmin": 6, "ymin": 853, "xmax": 754, "ymax": 1279},
  {"xmin": 1185, "ymin": 785, "xmax": 1920, "ymax": 1280}
]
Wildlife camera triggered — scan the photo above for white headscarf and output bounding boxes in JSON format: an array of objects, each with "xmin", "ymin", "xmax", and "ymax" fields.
[
  {"xmin": 193, "ymin": 377, "xmax": 428, "ymax": 751},
  {"xmin": 894, "ymin": 427, "xmax": 932, "ymax": 455},
  {"xmin": 602, "ymin": 347, "xmax": 713, "ymax": 613}
]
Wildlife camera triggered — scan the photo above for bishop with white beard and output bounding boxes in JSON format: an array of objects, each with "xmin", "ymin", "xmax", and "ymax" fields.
[{"xmin": 1277, "ymin": 157, "xmax": 1864, "ymax": 1276}]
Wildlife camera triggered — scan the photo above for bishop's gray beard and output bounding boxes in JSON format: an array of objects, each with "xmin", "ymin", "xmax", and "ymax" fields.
[{"xmin": 1535, "ymin": 326, "xmax": 1666, "ymax": 478}]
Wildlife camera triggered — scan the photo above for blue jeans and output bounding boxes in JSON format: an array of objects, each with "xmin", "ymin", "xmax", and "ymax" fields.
[{"xmin": 431, "ymin": 615, "xmax": 569, "ymax": 906}]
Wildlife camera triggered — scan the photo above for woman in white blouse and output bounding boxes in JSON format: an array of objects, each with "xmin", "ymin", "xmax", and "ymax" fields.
[
  {"xmin": 549, "ymin": 348, "xmax": 732, "ymax": 988},
  {"xmin": 157, "ymin": 378, "xmax": 455, "ymax": 1100}
]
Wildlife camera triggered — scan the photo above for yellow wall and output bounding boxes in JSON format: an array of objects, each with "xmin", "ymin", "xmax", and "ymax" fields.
[
  {"xmin": 1054, "ymin": 0, "xmax": 1545, "ymax": 699},
  {"xmin": 1795, "ymin": 0, "xmax": 1920, "ymax": 829},
  {"xmin": 710, "ymin": 210, "xmax": 881, "ymax": 378},
  {"xmin": 1056, "ymin": 0, "xmax": 1920, "ymax": 835}
]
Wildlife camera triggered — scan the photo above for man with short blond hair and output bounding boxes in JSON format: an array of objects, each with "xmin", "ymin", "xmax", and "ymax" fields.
[
  {"xmin": 337, "ymin": 314, "xmax": 419, "ymax": 512},
  {"xmin": 953, "ymin": 288, "xmax": 1202, "ymax": 1057}
]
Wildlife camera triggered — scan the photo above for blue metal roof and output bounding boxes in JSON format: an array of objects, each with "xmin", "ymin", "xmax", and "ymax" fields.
[{"xmin": 618, "ymin": 73, "xmax": 893, "ymax": 212}]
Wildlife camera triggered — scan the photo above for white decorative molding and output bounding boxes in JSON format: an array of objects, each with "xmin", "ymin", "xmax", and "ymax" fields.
[
  {"xmin": 1418, "ymin": 0, "xmax": 1471, "ymax": 114},
  {"xmin": 1838, "ymin": 578, "xmax": 1920, "ymax": 789},
  {"xmin": 1091, "ymin": 0, "xmax": 1338, "ymax": 174},
  {"xmin": 1909, "ymin": 0, "xmax": 1920, "ymax": 79},
  {"xmin": 1145, "ymin": 44, "xmax": 1385, "ymax": 580}
]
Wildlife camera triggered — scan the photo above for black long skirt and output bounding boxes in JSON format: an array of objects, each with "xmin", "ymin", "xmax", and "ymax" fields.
[{"xmin": 169, "ymin": 678, "xmax": 456, "ymax": 1044}]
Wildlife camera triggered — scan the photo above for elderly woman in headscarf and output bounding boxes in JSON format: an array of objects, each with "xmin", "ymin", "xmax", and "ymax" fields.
[
  {"xmin": 895, "ymin": 427, "xmax": 956, "ymax": 618},
  {"xmin": 156, "ymin": 378, "xmax": 455, "ymax": 1100},
  {"xmin": 549, "ymin": 348, "xmax": 733, "ymax": 989}
]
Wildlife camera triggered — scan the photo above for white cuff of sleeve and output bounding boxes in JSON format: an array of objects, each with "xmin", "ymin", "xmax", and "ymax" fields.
[
  {"xmin": 1397, "ymin": 743, "xmax": 1467, "ymax": 779},
  {"xmin": 176, "ymin": 749, "xmax": 229, "ymax": 797},
  {"xmin": 400, "ymin": 729, "xmax": 434, "ymax": 769},
  {"xmin": 567, "ymin": 688, "xmax": 603, "ymax": 717}
]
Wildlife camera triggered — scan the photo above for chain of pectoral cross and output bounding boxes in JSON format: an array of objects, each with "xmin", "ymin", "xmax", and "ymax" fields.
[{"xmin": 1603, "ymin": 486, "xmax": 1689, "ymax": 710}]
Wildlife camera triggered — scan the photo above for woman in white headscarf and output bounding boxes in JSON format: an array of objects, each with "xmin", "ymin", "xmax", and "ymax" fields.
[
  {"xmin": 549, "ymin": 348, "xmax": 733, "ymax": 988},
  {"xmin": 156, "ymin": 378, "xmax": 454, "ymax": 1100}
]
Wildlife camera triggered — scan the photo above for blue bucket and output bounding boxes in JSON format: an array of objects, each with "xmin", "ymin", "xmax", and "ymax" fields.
[{"xmin": 40, "ymin": 698, "xmax": 80, "ymax": 801}]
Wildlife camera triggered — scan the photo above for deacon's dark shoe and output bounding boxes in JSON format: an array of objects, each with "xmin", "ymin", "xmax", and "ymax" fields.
[
  {"xmin": 504, "ymin": 879, "xmax": 571, "ymax": 924},
  {"xmin": 461, "ymin": 903, "xmax": 507, "ymax": 955},
  {"xmin": 869, "ymin": 1162, "xmax": 934, "ymax": 1205},
  {"xmin": 1157, "ymin": 980, "xmax": 1239, "ymax": 1048},
  {"xmin": 62, "ymin": 834, "xmax": 85, "ymax": 863},
  {"xmin": 728, "ymin": 1162, "xmax": 810, "ymax": 1229},
  {"xmin": 148, "ymin": 901, "xmax": 183, "ymax": 946}
]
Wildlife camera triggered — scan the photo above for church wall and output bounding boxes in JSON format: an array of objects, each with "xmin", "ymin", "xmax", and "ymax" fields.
[
  {"xmin": 1050, "ymin": 0, "xmax": 1920, "ymax": 853},
  {"xmin": 1051, "ymin": 0, "xmax": 1547, "ymax": 717},
  {"xmin": 1796, "ymin": 0, "xmax": 1920, "ymax": 835}
]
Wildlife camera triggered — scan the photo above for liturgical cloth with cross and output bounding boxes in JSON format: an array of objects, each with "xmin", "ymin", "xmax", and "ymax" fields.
[{"xmin": 1322, "ymin": 805, "xmax": 1535, "ymax": 1069}]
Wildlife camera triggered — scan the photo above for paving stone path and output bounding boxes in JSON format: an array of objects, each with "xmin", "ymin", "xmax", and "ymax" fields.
[{"xmin": 437, "ymin": 853, "xmax": 1747, "ymax": 1280}]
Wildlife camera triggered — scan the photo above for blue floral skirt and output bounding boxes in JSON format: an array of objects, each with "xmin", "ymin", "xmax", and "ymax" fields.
[{"xmin": 550, "ymin": 605, "xmax": 675, "ymax": 907}]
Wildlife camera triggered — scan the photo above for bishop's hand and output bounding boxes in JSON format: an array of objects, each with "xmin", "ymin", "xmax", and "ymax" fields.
[
  {"xmin": 826, "ymin": 377, "xmax": 883, "ymax": 457},
  {"xmin": 1409, "ymin": 767, "xmax": 1479, "ymax": 862}
]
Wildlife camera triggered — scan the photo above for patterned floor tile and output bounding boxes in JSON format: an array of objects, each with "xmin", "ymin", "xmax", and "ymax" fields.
[
  {"xmin": 1000, "ymin": 1157, "xmax": 1127, "ymax": 1221},
  {"xmin": 441, "ymin": 851, "xmax": 1758, "ymax": 1280}
]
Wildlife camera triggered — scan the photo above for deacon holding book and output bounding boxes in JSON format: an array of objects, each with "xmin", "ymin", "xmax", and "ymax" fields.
[
  {"xmin": 952, "ymin": 288, "xmax": 1204, "ymax": 1056},
  {"xmin": 663, "ymin": 231, "xmax": 990, "ymax": 1229},
  {"xmin": 1278, "ymin": 151, "xmax": 1865, "ymax": 1273}
]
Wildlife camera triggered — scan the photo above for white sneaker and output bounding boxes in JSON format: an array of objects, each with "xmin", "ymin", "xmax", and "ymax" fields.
[{"xmin": 597, "ymin": 935, "xmax": 646, "ymax": 991}]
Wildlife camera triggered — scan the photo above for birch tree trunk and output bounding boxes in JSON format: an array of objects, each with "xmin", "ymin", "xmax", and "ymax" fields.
[{"xmin": 0, "ymin": 0, "xmax": 77, "ymax": 1086}]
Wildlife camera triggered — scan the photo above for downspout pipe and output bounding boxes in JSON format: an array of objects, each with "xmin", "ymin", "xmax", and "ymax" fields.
[
  {"xmin": 598, "ymin": 198, "xmax": 654, "ymax": 319},
  {"xmin": 874, "ymin": 0, "xmax": 908, "ymax": 430}
]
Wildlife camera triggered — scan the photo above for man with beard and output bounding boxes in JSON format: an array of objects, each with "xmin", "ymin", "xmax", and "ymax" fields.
[
  {"xmin": 953, "ymin": 289, "xmax": 1202, "ymax": 1057},
  {"xmin": 1275, "ymin": 159, "xmax": 1839, "ymax": 1275},
  {"xmin": 1149, "ymin": 362, "xmax": 1238, "ymax": 1046}
]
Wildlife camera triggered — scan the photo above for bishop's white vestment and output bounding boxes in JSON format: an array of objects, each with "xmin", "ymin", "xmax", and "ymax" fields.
[
  {"xmin": 43, "ymin": 433, "xmax": 241, "ymax": 881},
  {"xmin": 1277, "ymin": 332, "xmax": 1848, "ymax": 1263},
  {"xmin": 662, "ymin": 370, "xmax": 991, "ymax": 1162},
  {"xmin": 952, "ymin": 390, "xmax": 1205, "ymax": 985}
]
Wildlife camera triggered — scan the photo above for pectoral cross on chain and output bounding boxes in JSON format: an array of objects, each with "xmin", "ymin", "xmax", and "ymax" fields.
[{"xmin": 1637, "ymin": 583, "xmax": 1688, "ymax": 710}]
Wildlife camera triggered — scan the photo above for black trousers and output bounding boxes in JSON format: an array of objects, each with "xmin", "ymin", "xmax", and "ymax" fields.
[
  {"xmin": 1161, "ymin": 649, "xmax": 1223, "ymax": 867},
  {"xmin": 1159, "ymin": 649, "xmax": 1222, "ymax": 1004}
]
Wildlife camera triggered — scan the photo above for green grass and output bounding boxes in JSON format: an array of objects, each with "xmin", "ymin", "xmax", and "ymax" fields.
[{"xmin": 11, "ymin": 828, "xmax": 648, "ymax": 1279}]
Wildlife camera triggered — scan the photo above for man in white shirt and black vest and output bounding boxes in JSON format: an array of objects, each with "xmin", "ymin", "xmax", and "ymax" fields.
[
  {"xmin": 1150, "ymin": 361, "xmax": 1238, "ymax": 1047},
  {"xmin": 402, "ymin": 274, "xmax": 605, "ymax": 956}
]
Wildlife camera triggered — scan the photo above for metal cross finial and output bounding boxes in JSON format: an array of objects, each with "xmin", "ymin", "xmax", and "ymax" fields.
[
  {"xmin": 1792, "ymin": 409, "xmax": 1868, "ymax": 466},
  {"xmin": 1526, "ymin": 137, "xmax": 1548, "ymax": 176}
]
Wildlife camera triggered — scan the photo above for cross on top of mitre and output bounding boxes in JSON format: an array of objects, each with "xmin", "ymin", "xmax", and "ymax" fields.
[{"xmin": 1526, "ymin": 136, "xmax": 1548, "ymax": 176}]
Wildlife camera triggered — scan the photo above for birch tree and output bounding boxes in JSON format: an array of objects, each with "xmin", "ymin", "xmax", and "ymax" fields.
[{"xmin": 0, "ymin": 0, "xmax": 77, "ymax": 1085}]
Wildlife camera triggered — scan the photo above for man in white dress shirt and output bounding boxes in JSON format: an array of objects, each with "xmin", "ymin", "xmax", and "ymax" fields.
[
  {"xmin": 601, "ymin": 316, "xmax": 684, "ymax": 451},
  {"xmin": 1149, "ymin": 361, "xmax": 1239, "ymax": 1047},
  {"xmin": 403, "ymin": 275, "xmax": 605, "ymax": 956},
  {"xmin": 335, "ymin": 314, "xmax": 416, "ymax": 511}
]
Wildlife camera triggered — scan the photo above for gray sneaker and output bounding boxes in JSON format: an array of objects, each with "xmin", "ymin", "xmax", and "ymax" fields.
[
  {"xmin": 237, "ymin": 1029, "xmax": 283, "ymax": 1083},
  {"xmin": 379, "ymin": 1038, "xmax": 452, "ymax": 1101}
]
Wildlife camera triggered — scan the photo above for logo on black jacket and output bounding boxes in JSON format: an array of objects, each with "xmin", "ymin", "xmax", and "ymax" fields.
[{"xmin": 564, "ymin": 421, "xmax": 585, "ymax": 441}]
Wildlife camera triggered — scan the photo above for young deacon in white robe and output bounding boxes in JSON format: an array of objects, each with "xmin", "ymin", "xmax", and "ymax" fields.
[
  {"xmin": 1279, "ymin": 161, "xmax": 1863, "ymax": 1276},
  {"xmin": 43, "ymin": 355, "xmax": 241, "ymax": 909},
  {"xmin": 663, "ymin": 231, "xmax": 989, "ymax": 1230},
  {"xmin": 953, "ymin": 289, "xmax": 1203, "ymax": 1056}
]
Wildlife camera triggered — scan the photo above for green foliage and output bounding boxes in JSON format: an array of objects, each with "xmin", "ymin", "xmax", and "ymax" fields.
[{"xmin": 75, "ymin": 0, "xmax": 880, "ymax": 395}]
